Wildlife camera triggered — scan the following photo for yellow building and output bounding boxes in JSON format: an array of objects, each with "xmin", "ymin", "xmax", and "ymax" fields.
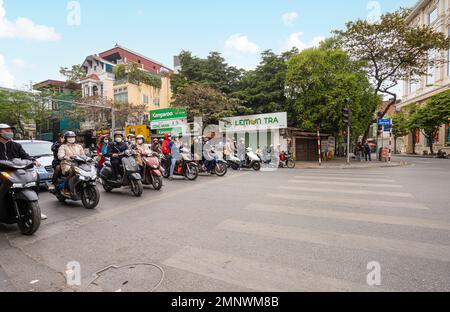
[
  {"xmin": 399, "ymin": 0, "xmax": 450, "ymax": 154},
  {"xmin": 80, "ymin": 44, "xmax": 173, "ymax": 124}
]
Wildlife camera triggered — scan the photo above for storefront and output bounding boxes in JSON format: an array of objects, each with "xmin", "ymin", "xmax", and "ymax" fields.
[
  {"xmin": 219, "ymin": 112, "xmax": 288, "ymax": 151},
  {"xmin": 283, "ymin": 128, "xmax": 331, "ymax": 162}
]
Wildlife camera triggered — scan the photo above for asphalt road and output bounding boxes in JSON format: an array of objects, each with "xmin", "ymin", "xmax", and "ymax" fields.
[{"xmin": 1, "ymin": 158, "xmax": 449, "ymax": 292}]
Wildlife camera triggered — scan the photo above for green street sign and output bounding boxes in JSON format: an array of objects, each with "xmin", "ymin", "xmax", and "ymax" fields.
[
  {"xmin": 157, "ymin": 127, "xmax": 183, "ymax": 135},
  {"xmin": 150, "ymin": 107, "xmax": 187, "ymax": 122}
]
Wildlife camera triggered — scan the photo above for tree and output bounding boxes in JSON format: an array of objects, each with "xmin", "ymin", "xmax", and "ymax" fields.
[
  {"xmin": 335, "ymin": 8, "xmax": 450, "ymax": 139},
  {"xmin": 59, "ymin": 64, "xmax": 86, "ymax": 83},
  {"xmin": 114, "ymin": 63, "xmax": 162, "ymax": 88},
  {"xmin": 285, "ymin": 45, "xmax": 380, "ymax": 140},
  {"xmin": 407, "ymin": 91, "xmax": 450, "ymax": 155},
  {"xmin": 0, "ymin": 89, "xmax": 54, "ymax": 138},
  {"xmin": 172, "ymin": 83, "xmax": 249, "ymax": 126},
  {"xmin": 171, "ymin": 51, "xmax": 244, "ymax": 95},
  {"xmin": 233, "ymin": 48, "xmax": 298, "ymax": 116},
  {"xmin": 391, "ymin": 111, "xmax": 409, "ymax": 153}
]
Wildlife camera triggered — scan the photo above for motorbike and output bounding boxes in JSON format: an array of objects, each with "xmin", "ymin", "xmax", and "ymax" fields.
[
  {"xmin": 279, "ymin": 152, "xmax": 296, "ymax": 169},
  {"xmin": 0, "ymin": 159, "xmax": 41, "ymax": 235},
  {"xmin": 243, "ymin": 148, "xmax": 262, "ymax": 171},
  {"xmin": 197, "ymin": 149, "xmax": 228, "ymax": 177},
  {"xmin": 437, "ymin": 149, "xmax": 448, "ymax": 159},
  {"xmin": 141, "ymin": 151, "xmax": 163, "ymax": 190},
  {"xmin": 100, "ymin": 150, "xmax": 144, "ymax": 197},
  {"xmin": 160, "ymin": 147, "xmax": 199, "ymax": 181},
  {"xmin": 226, "ymin": 153, "xmax": 241, "ymax": 171},
  {"xmin": 49, "ymin": 156, "xmax": 100, "ymax": 209}
]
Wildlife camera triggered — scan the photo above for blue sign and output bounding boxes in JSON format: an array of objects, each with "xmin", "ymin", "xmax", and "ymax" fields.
[{"xmin": 378, "ymin": 118, "xmax": 392, "ymax": 127}]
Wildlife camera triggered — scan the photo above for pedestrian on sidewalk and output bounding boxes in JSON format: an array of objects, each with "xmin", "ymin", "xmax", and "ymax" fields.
[
  {"xmin": 355, "ymin": 142, "xmax": 363, "ymax": 162},
  {"xmin": 363, "ymin": 141, "xmax": 372, "ymax": 162}
]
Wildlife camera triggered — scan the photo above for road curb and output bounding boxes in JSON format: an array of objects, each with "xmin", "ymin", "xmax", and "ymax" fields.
[{"xmin": 293, "ymin": 161, "xmax": 410, "ymax": 170}]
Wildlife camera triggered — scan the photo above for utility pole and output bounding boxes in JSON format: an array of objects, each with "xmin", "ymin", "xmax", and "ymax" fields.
[{"xmin": 344, "ymin": 99, "xmax": 352, "ymax": 165}]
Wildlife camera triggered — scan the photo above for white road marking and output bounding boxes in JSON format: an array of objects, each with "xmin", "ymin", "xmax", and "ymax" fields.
[
  {"xmin": 280, "ymin": 186, "xmax": 413, "ymax": 198},
  {"xmin": 295, "ymin": 176, "xmax": 396, "ymax": 183},
  {"xmin": 288, "ymin": 180, "xmax": 403, "ymax": 188},
  {"xmin": 163, "ymin": 246, "xmax": 380, "ymax": 292},
  {"xmin": 217, "ymin": 220, "xmax": 450, "ymax": 262},
  {"xmin": 268, "ymin": 193, "xmax": 428, "ymax": 210},
  {"xmin": 246, "ymin": 203, "xmax": 450, "ymax": 231}
]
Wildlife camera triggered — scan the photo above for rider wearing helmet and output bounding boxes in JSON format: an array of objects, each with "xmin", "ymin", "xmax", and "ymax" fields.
[
  {"xmin": 57, "ymin": 131, "xmax": 86, "ymax": 196},
  {"xmin": 106, "ymin": 131, "xmax": 128, "ymax": 180},
  {"xmin": 127, "ymin": 133, "xmax": 136, "ymax": 147},
  {"xmin": 134, "ymin": 135, "xmax": 152, "ymax": 167},
  {"xmin": 0, "ymin": 124, "xmax": 32, "ymax": 161},
  {"xmin": 152, "ymin": 138, "xmax": 161, "ymax": 154}
]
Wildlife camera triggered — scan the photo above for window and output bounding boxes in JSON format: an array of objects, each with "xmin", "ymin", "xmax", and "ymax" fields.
[
  {"xmin": 410, "ymin": 77, "xmax": 418, "ymax": 94},
  {"xmin": 427, "ymin": 50, "xmax": 436, "ymax": 86},
  {"xmin": 429, "ymin": 8, "xmax": 438, "ymax": 24},
  {"xmin": 114, "ymin": 88, "xmax": 128, "ymax": 103},
  {"xmin": 143, "ymin": 94, "xmax": 149, "ymax": 104},
  {"xmin": 154, "ymin": 98, "xmax": 160, "ymax": 107}
]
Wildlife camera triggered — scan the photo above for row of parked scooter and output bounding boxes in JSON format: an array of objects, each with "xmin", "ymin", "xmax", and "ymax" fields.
[{"xmin": 0, "ymin": 140, "xmax": 295, "ymax": 237}]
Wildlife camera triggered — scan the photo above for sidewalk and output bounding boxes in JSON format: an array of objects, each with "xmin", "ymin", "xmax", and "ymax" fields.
[
  {"xmin": 294, "ymin": 158, "xmax": 408, "ymax": 169},
  {"xmin": 393, "ymin": 154, "xmax": 449, "ymax": 159}
]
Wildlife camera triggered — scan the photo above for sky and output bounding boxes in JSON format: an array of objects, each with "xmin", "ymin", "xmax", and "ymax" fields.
[{"xmin": 0, "ymin": 0, "xmax": 417, "ymax": 90}]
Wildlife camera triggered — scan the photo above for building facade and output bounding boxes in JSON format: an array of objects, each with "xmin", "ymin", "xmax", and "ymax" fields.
[
  {"xmin": 399, "ymin": 0, "xmax": 450, "ymax": 154},
  {"xmin": 80, "ymin": 44, "xmax": 173, "ymax": 121}
]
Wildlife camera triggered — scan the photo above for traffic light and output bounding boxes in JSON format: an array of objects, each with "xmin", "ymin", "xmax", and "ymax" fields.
[{"xmin": 343, "ymin": 107, "xmax": 350, "ymax": 125}]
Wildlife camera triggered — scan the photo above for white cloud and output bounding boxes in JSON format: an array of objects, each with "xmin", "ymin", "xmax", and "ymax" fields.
[
  {"xmin": 0, "ymin": 54, "xmax": 14, "ymax": 88},
  {"xmin": 282, "ymin": 12, "xmax": 299, "ymax": 26},
  {"xmin": 0, "ymin": 0, "xmax": 61, "ymax": 41},
  {"xmin": 224, "ymin": 34, "xmax": 260, "ymax": 54},
  {"xmin": 282, "ymin": 32, "xmax": 325, "ymax": 52}
]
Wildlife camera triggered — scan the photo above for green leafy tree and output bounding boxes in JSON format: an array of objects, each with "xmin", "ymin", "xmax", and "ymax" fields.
[
  {"xmin": 59, "ymin": 64, "xmax": 86, "ymax": 83},
  {"xmin": 171, "ymin": 51, "xmax": 244, "ymax": 95},
  {"xmin": 285, "ymin": 45, "xmax": 380, "ymax": 140},
  {"xmin": 391, "ymin": 111, "xmax": 409, "ymax": 153},
  {"xmin": 172, "ymin": 83, "xmax": 250, "ymax": 126},
  {"xmin": 407, "ymin": 91, "xmax": 450, "ymax": 155},
  {"xmin": 233, "ymin": 48, "xmax": 298, "ymax": 116},
  {"xmin": 335, "ymin": 8, "xmax": 450, "ymax": 139}
]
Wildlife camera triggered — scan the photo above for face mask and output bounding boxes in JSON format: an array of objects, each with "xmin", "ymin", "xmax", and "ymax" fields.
[
  {"xmin": 1, "ymin": 132, "xmax": 14, "ymax": 141},
  {"xmin": 137, "ymin": 139, "xmax": 144, "ymax": 145},
  {"xmin": 104, "ymin": 140, "xmax": 109, "ymax": 144},
  {"xmin": 67, "ymin": 138, "xmax": 76, "ymax": 144},
  {"xmin": 115, "ymin": 138, "xmax": 123, "ymax": 143}
]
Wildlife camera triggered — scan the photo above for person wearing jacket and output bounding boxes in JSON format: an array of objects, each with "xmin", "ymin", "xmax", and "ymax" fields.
[
  {"xmin": 134, "ymin": 135, "xmax": 152, "ymax": 167},
  {"xmin": 48, "ymin": 133, "xmax": 65, "ymax": 189},
  {"xmin": 169, "ymin": 136, "xmax": 182, "ymax": 180},
  {"xmin": 202, "ymin": 138, "xmax": 216, "ymax": 174},
  {"xmin": 161, "ymin": 133, "xmax": 171, "ymax": 156},
  {"xmin": 97, "ymin": 135, "xmax": 109, "ymax": 169},
  {"xmin": 106, "ymin": 131, "xmax": 129, "ymax": 180},
  {"xmin": 57, "ymin": 131, "xmax": 86, "ymax": 196},
  {"xmin": 237, "ymin": 138, "xmax": 246, "ymax": 170}
]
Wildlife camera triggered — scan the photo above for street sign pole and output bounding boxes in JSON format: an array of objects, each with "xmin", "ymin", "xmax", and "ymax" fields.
[
  {"xmin": 388, "ymin": 121, "xmax": 393, "ymax": 164},
  {"xmin": 317, "ymin": 126, "xmax": 322, "ymax": 166},
  {"xmin": 347, "ymin": 125, "xmax": 350, "ymax": 165}
]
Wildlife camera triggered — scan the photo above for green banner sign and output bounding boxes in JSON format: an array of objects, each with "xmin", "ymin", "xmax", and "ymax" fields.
[
  {"xmin": 150, "ymin": 107, "xmax": 187, "ymax": 122},
  {"xmin": 157, "ymin": 127, "xmax": 183, "ymax": 135}
]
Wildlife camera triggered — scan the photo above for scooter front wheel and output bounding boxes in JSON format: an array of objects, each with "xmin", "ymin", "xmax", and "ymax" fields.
[
  {"xmin": 81, "ymin": 186, "xmax": 100, "ymax": 209},
  {"xmin": 215, "ymin": 162, "xmax": 228, "ymax": 177},
  {"xmin": 16, "ymin": 200, "xmax": 41, "ymax": 236},
  {"xmin": 130, "ymin": 179, "xmax": 143, "ymax": 197},
  {"xmin": 152, "ymin": 174, "xmax": 163, "ymax": 191},
  {"xmin": 287, "ymin": 159, "xmax": 296, "ymax": 169},
  {"xmin": 252, "ymin": 162, "xmax": 261, "ymax": 171},
  {"xmin": 185, "ymin": 164, "xmax": 199, "ymax": 181}
]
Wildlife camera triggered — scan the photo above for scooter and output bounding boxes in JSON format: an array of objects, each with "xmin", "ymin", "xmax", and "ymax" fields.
[
  {"xmin": 242, "ymin": 148, "xmax": 262, "ymax": 171},
  {"xmin": 100, "ymin": 150, "xmax": 143, "ymax": 197},
  {"xmin": 160, "ymin": 147, "xmax": 199, "ymax": 181},
  {"xmin": 141, "ymin": 151, "xmax": 163, "ymax": 190},
  {"xmin": 436, "ymin": 149, "xmax": 448, "ymax": 159},
  {"xmin": 0, "ymin": 159, "xmax": 41, "ymax": 235},
  {"xmin": 226, "ymin": 153, "xmax": 241, "ymax": 171},
  {"xmin": 49, "ymin": 156, "xmax": 100, "ymax": 209},
  {"xmin": 279, "ymin": 152, "xmax": 296, "ymax": 169},
  {"xmin": 197, "ymin": 150, "xmax": 228, "ymax": 177}
]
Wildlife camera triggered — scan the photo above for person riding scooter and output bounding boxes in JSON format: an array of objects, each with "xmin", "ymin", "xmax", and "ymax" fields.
[
  {"xmin": 127, "ymin": 134, "xmax": 136, "ymax": 148},
  {"xmin": 134, "ymin": 135, "xmax": 152, "ymax": 167},
  {"xmin": 48, "ymin": 133, "xmax": 65, "ymax": 190},
  {"xmin": 202, "ymin": 138, "xmax": 216, "ymax": 174},
  {"xmin": 57, "ymin": 131, "xmax": 86, "ymax": 197},
  {"xmin": 106, "ymin": 131, "xmax": 129, "ymax": 181}
]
